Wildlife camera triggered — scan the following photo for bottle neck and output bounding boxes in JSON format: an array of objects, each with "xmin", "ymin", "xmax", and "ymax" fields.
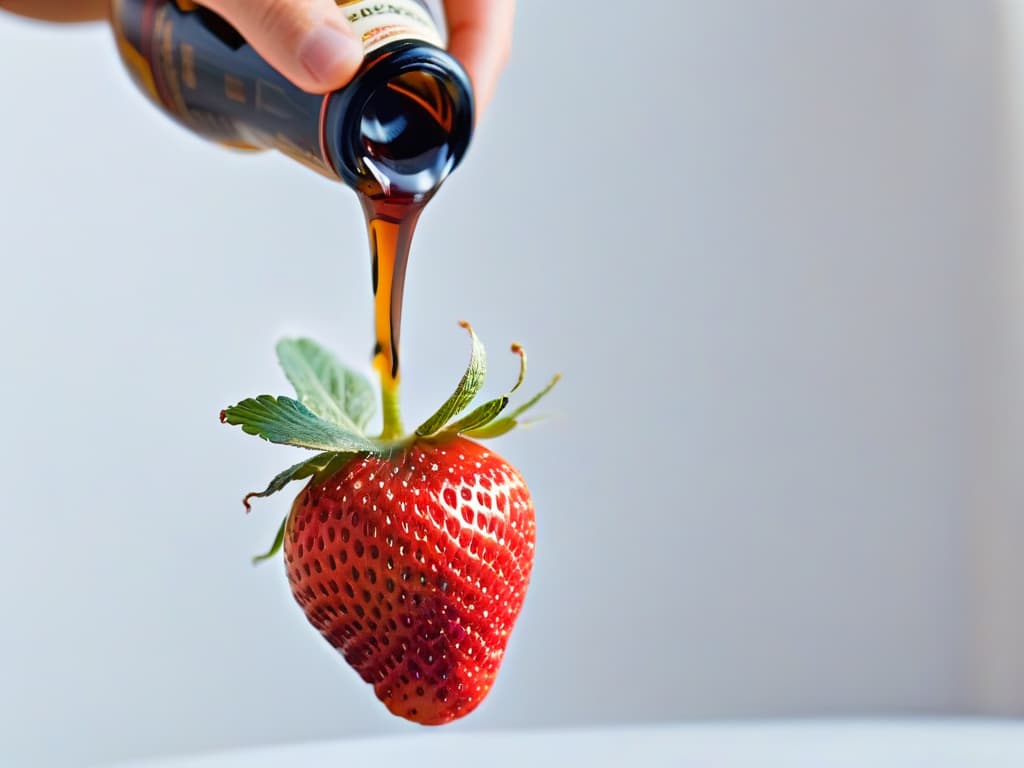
[{"xmin": 323, "ymin": 40, "xmax": 475, "ymax": 199}]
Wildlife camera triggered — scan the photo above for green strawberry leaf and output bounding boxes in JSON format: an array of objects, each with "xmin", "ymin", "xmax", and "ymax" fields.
[
  {"xmin": 277, "ymin": 338, "xmax": 375, "ymax": 433},
  {"xmin": 444, "ymin": 396, "xmax": 510, "ymax": 435},
  {"xmin": 461, "ymin": 418, "xmax": 516, "ymax": 439},
  {"xmin": 221, "ymin": 395, "xmax": 379, "ymax": 453},
  {"xmin": 464, "ymin": 373, "xmax": 561, "ymax": 439},
  {"xmin": 416, "ymin": 321, "xmax": 487, "ymax": 437},
  {"xmin": 441, "ymin": 342, "xmax": 527, "ymax": 436},
  {"xmin": 242, "ymin": 451, "xmax": 345, "ymax": 511},
  {"xmin": 253, "ymin": 517, "xmax": 287, "ymax": 565},
  {"xmin": 508, "ymin": 343, "xmax": 528, "ymax": 394},
  {"xmin": 504, "ymin": 371, "xmax": 562, "ymax": 421}
]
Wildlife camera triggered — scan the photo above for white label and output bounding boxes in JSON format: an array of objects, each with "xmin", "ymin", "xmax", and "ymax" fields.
[{"xmin": 340, "ymin": 1, "xmax": 445, "ymax": 56}]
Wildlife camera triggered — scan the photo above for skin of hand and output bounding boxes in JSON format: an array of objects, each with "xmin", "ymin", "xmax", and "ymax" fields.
[{"xmin": 0, "ymin": 0, "xmax": 514, "ymax": 114}]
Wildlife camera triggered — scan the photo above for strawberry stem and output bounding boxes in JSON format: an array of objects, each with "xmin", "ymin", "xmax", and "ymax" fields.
[{"xmin": 379, "ymin": 379, "xmax": 404, "ymax": 440}]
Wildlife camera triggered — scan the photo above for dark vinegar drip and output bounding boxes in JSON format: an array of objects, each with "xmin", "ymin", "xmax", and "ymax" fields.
[
  {"xmin": 358, "ymin": 70, "xmax": 460, "ymax": 392},
  {"xmin": 362, "ymin": 192, "xmax": 430, "ymax": 386}
]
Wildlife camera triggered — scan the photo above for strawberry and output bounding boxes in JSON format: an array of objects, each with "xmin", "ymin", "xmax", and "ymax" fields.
[
  {"xmin": 285, "ymin": 438, "xmax": 534, "ymax": 723},
  {"xmin": 221, "ymin": 323, "xmax": 558, "ymax": 725}
]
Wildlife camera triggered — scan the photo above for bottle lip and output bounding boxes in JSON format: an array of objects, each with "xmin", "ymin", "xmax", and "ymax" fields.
[{"xmin": 325, "ymin": 41, "xmax": 476, "ymax": 196}]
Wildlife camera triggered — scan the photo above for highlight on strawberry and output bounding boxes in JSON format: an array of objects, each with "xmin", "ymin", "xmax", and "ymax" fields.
[{"xmin": 221, "ymin": 322, "xmax": 558, "ymax": 725}]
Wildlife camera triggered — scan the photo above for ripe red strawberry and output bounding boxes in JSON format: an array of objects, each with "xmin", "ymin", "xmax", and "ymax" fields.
[
  {"xmin": 221, "ymin": 323, "xmax": 557, "ymax": 725},
  {"xmin": 286, "ymin": 438, "xmax": 534, "ymax": 724}
]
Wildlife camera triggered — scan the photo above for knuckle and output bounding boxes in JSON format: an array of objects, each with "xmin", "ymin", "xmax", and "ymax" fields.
[{"xmin": 255, "ymin": 0, "xmax": 306, "ymax": 39}]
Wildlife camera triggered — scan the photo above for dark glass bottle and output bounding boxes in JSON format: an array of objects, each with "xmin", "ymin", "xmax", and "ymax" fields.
[{"xmin": 110, "ymin": 0, "xmax": 474, "ymax": 199}]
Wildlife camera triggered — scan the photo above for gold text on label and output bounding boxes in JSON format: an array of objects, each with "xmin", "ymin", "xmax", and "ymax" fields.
[
  {"xmin": 181, "ymin": 44, "xmax": 197, "ymax": 89},
  {"xmin": 225, "ymin": 74, "xmax": 246, "ymax": 104}
]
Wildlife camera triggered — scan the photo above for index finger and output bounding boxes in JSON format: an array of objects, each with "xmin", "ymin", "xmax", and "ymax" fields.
[{"xmin": 444, "ymin": 0, "xmax": 515, "ymax": 117}]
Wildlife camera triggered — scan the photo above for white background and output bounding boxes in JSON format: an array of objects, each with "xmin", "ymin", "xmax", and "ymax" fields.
[{"xmin": 0, "ymin": 1, "xmax": 1019, "ymax": 766}]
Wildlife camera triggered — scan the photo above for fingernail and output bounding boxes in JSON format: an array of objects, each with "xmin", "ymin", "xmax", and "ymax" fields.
[{"xmin": 299, "ymin": 26, "xmax": 360, "ymax": 84}]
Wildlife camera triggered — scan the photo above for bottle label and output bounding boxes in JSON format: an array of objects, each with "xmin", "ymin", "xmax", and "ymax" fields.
[{"xmin": 339, "ymin": 1, "xmax": 445, "ymax": 55}]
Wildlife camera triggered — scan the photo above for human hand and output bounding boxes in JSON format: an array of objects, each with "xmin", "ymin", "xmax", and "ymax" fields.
[
  {"xmin": 195, "ymin": 0, "xmax": 515, "ymax": 113},
  {"xmin": 2, "ymin": 0, "xmax": 514, "ymax": 113}
]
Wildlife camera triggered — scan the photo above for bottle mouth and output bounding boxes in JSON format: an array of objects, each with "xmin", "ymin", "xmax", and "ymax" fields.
[
  {"xmin": 360, "ymin": 70, "xmax": 457, "ymax": 195},
  {"xmin": 334, "ymin": 45, "xmax": 474, "ymax": 199}
]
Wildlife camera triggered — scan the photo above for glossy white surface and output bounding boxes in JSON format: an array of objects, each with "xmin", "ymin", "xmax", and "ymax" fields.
[{"xmin": 107, "ymin": 722, "xmax": 1024, "ymax": 768}]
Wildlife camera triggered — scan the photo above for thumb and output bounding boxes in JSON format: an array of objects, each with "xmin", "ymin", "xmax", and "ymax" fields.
[{"xmin": 199, "ymin": 0, "xmax": 364, "ymax": 93}]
